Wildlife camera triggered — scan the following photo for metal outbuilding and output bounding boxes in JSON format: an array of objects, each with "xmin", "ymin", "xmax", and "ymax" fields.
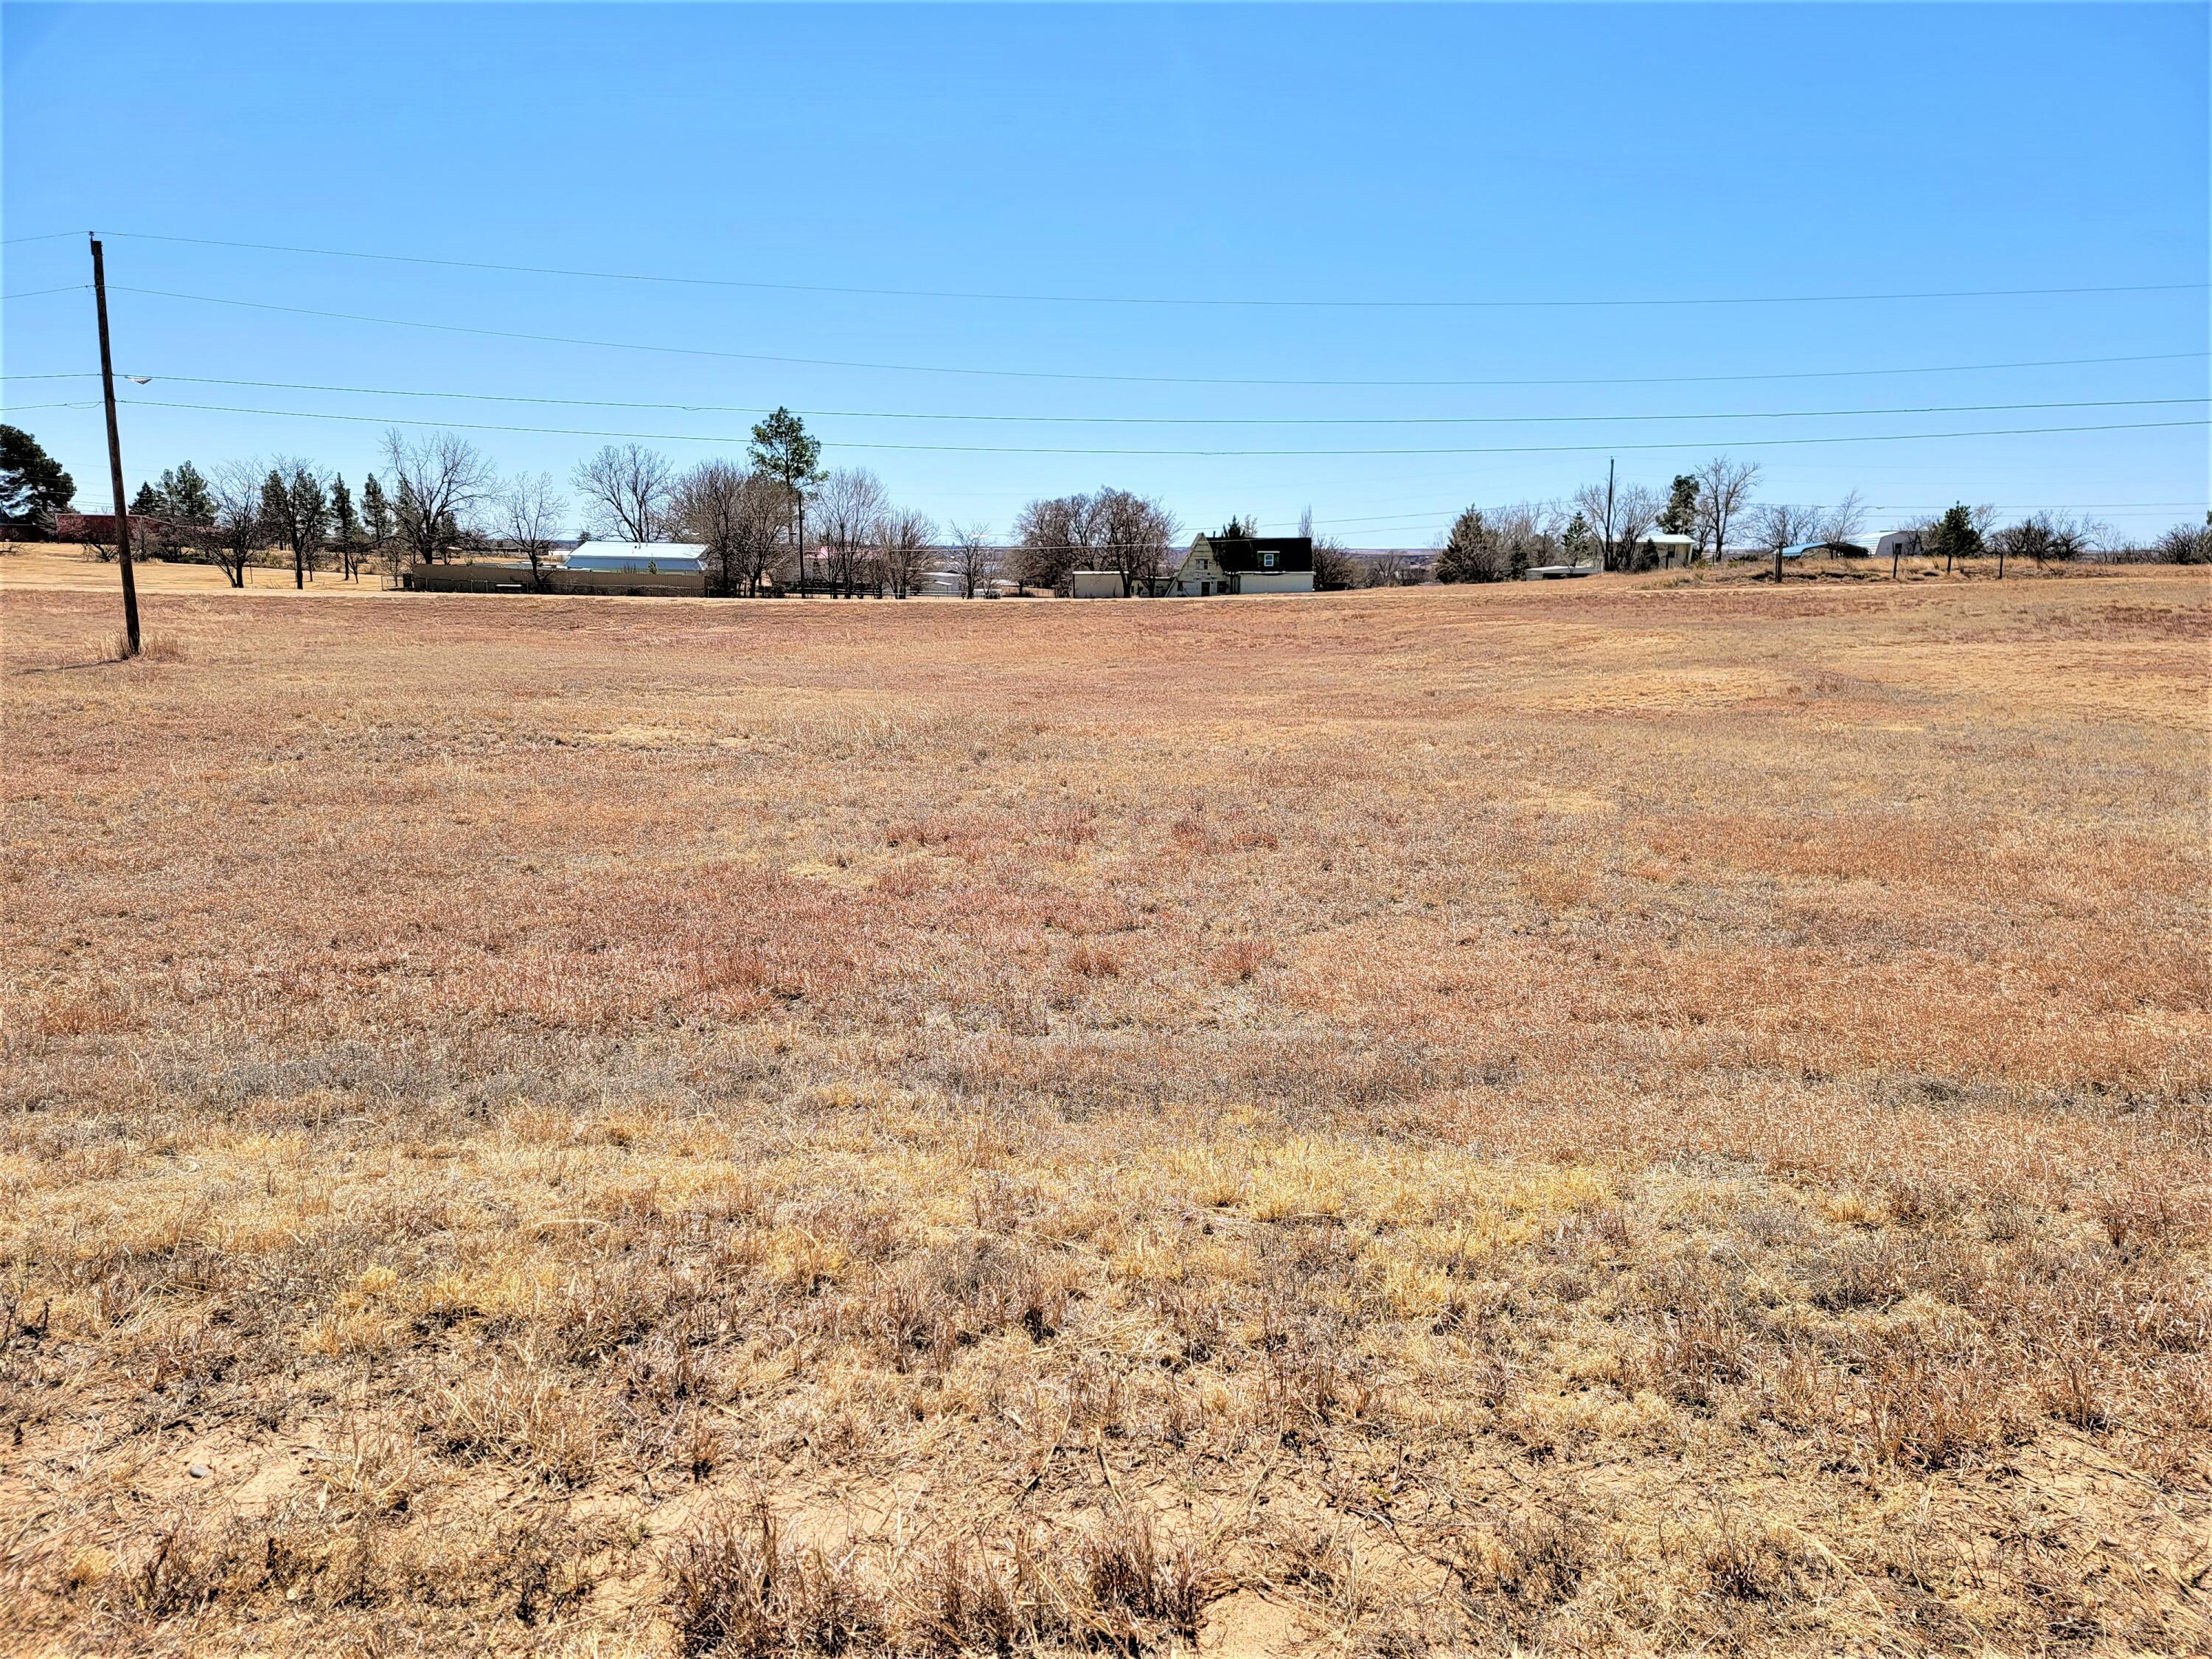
[{"xmin": 565, "ymin": 543, "xmax": 709, "ymax": 573}]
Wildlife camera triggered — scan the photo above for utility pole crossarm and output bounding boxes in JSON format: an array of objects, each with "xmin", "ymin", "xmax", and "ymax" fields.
[{"xmin": 90, "ymin": 234, "xmax": 141, "ymax": 656}]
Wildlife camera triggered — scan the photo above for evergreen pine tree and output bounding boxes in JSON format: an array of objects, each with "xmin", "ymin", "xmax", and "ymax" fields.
[
  {"xmin": 167, "ymin": 462, "xmax": 213, "ymax": 523},
  {"xmin": 1928, "ymin": 503, "xmax": 1983, "ymax": 572},
  {"xmin": 748, "ymin": 408, "xmax": 824, "ymax": 574},
  {"xmin": 1436, "ymin": 507, "xmax": 1506, "ymax": 582},
  {"xmin": 329, "ymin": 475, "xmax": 359, "ymax": 579}
]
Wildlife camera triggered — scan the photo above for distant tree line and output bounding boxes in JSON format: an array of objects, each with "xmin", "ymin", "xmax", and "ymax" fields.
[{"xmin": 5, "ymin": 421, "xmax": 2205, "ymax": 594}]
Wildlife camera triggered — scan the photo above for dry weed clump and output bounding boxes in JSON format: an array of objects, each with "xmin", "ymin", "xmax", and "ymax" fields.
[
  {"xmin": 1, "ymin": 570, "xmax": 2207, "ymax": 1653},
  {"xmin": 667, "ymin": 1500, "xmax": 1212, "ymax": 1657}
]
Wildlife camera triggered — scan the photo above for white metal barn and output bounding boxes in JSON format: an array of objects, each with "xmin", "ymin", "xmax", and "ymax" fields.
[
  {"xmin": 566, "ymin": 543, "xmax": 709, "ymax": 573},
  {"xmin": 1846, "ymin": 530, "xmax": 1922, "ymax": 561}
]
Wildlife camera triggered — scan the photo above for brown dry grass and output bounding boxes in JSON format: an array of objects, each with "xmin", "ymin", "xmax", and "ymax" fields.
[
  {"xmin": 0, "ymin": 544, "xmax": 396, "ymax": 597},
  {"xmin": 1, "ymin": 566, "xmax": 2208, "ymax": 1656}
]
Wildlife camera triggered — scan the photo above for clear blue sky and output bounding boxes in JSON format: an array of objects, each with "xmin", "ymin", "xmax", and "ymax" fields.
[{"xmin": 5, "ymin": 2, "xmax": 2206, "ymax": 546}]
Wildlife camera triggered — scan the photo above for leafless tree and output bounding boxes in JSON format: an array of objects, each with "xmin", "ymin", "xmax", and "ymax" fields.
[
  {"xmin": 1990, "ymin": 510, "xmax": 2108, "ymax": 576},
  {"xmin": 1012, "ymin": 494, "xmax": 1092, "ymax": 593},
  {"xmin": 382, "ymin": 430, "xmax": 494, "ymax": 566},
  {"xmin": 670, "ymin": 459, "xmax": 786, "ymax": 596},
  {"xmin": 879, "ymin": 507, "xmax": 939, "ymax": 598},
  {"xmin": 2147, "ymin": 515, "xmax": 2211, "ymax": 565},
  {"xmin": 1613, "ymin": 484, "xmax": 1661, "ymax": 568},
  {"xmin": 812, "ymin": 468, "xmax": 888, "ymax": 597},
  {"xmin": 1312, "ymin": 533, "xmax": 1358, "ymax": 591},
  {"xmin": 1360, "ymin": 547, "xmax": 1415, "ymax": 587},
  {"xmin": 1819, "ymin": 490, "xmax": 1868, "ymax": 544},
  {"xmin": 501, "ymin": 471, "xmax": 566, "ymax": 591},
  {"xmin": 1572, "ymin": 476, "xmax": 1662, "ymax": 571},
  {"xmin": 948, "ymin": 521, "xmax": 998, "ymax": 597},
  {"xmin": 205, "ymin": 459, "xmax": 267, "ymax": 588},
  {"xmin": 1694, "ymin": 457, "xmax": 1761, "ymax": 560},
  {"xmin": 1091, "ymin": 487, "xmax": 1178, "ymax": 596},
  {"xmin": 1492, "ymin": 502, "xmax": 1560, "ymax": 578},
  {"xmin": 571, "ymin": 443, "xmax": 675, "ymax": 545},
  {"xmin": 1747, "ymin": 501, "xmax": 1826, "ymax": 554}
]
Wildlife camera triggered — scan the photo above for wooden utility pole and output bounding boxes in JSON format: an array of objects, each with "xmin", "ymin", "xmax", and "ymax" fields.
[
  {"xmin": 90, "ymin": 235, "xmax": 140, "ymax": 657},
  {"xmin": 1604, "ymin": 458, "xmax": 1616, "ymax": 573}
]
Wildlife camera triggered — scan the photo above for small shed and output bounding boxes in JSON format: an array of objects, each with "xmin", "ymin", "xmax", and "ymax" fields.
[
  {"xmin": 1636, "ymin": 530, "xmax": 1698, "ymax": 566},
  {"xmin": 1071, "ymin": 570, "xmax": 1127, "ymax": 598}
]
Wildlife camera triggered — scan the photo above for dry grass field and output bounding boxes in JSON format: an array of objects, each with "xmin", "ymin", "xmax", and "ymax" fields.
[{"xmin": 1, "ymin": 560, "xmax": 2208, "ymax": 1657}]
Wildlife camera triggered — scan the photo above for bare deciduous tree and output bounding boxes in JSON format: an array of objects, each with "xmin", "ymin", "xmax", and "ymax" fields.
[
  {"xmin": 2148, "ymin": 515, "xmax": 2211, "ymax": 565},
  {"xmin": 1989, "ymin": 510, "xmax": 2107, "ymax": 577},
  {"xmin": 949, "ymin": 521, "xmax": 998, "ymax": 598},
  {"xmin": 383, "ymin": 430, "xmax": 495, "ymax": 566},
  {"xmin": 1312, "ymin": 533, "xmax": 1357, "ymax": 591},
  {"xmin": 1747, "ymin": 501, "xmax": 1826, "ymax": 554},
  {"xmin": 1360, "ymin": 547, "xmax": 1416, "ymax": 587},
  {"xmin": 501, "ymin": 472, "xmax": 566, "ymax": 591},
  {"xmin": 1613, "ymin": 484, "xmax": 1661, "ymax": 567},
  {"xmin": 1820, "ymin": 490, "xmax": 1868, "ymax": 544},
  {"xmin": 1012, "ymin": 495, "xmax": 1091, "ymax": 594},
  {"xmin": 1572, "ymin": 475, "xmax": 1662, "ymax": 571},
  {"xmin": 879, "ymin": 508, "xmax": 939, "ymax": 599},
  {"xmin": 1694, "ymin": 457, "xmax": 1760, "ymax": 561},
  {"xmin": 1091, "ymin": 488, "xmax": 1177, "ymax": 597},
  {"xmin": 812, "ymin": 468, "xmax": 888, "ymax": 597},
  {"xmin": 205, "ymin": 459, "xmax": 267, "ymax": 588},
  {"xmin": 670, "ymin": 459, "xmax": 786, "ymax": 596},
  {"xmin": 571, "ymin": 443, "xmax": 675, "ymax": 546}
]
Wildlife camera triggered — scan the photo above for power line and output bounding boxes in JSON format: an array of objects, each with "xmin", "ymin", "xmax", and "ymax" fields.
[
  {"xmin": 0, "ymin": 285, "xmax": 88, "ymax": 302},
  {"xmin": 0, "ymin": 231, "xmax": 80, "ymax": 246},
  {"xmin": 1312, "ymin": 497, "xmax": 2207, "ymax": 531},
  {"xmin": 1312, "ymin": 495, "xmax": 2205, "ymax": 524},
  {"xmin": 108, "ymin": 394, "xmax": 2209, "ymax": 458},
  {"xmin": 17, "ymin": 349, "xmax": 2212, "ymax": 395},
  {"xmin": 100, "ymin": 229, "xmax": 2212, "ymax": 311},
  {"xmin": 64, "ymin": 371, "xmax": 2207, "ymax": 428},
  {"xmin": 108, "ymin": 287, "xmax": 2212, "ymax": 392}
]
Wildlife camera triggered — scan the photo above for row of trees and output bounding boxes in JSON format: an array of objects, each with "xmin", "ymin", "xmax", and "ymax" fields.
[
  {"xmin": 9, "ymin": 421, "xmax": 2208, "ymax": 590},
  {"xmin": 129, "ymin": 445, "xmax": 431, "ymax": 588},
  {"xmin": 1425, "ymin": 455, "xmax": 2202, "ymax": 583}
]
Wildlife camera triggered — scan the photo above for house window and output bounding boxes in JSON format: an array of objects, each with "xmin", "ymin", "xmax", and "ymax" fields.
[{"xmin": 1262, "ymin": 552, "xmax": 1277, "ymax": 568}]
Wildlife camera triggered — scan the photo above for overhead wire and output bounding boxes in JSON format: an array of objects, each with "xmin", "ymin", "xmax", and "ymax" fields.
[
  {"xmin": 33, "ymin": 370, "xmax": 2200, "ymax": 429},
  {"xmin": 15, "ymin": 349, "xmax": 2212, "ymax": 397},
  {"xmin": 97, "ymin": 229, "xmax": 2212, "ymax": 310},
  {"xmin": 108, "ymin": 394, "xmax": 2208, "ymax": 458},
  {"xmin": 108, "ymin": 287, "xmax": 2212, "ymax": 392}
]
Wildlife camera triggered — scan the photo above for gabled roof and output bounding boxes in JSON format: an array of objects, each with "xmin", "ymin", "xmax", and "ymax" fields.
[{"xmin": 1193, "ymin": 533, "xmax": 1314, "ymax": 573}]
